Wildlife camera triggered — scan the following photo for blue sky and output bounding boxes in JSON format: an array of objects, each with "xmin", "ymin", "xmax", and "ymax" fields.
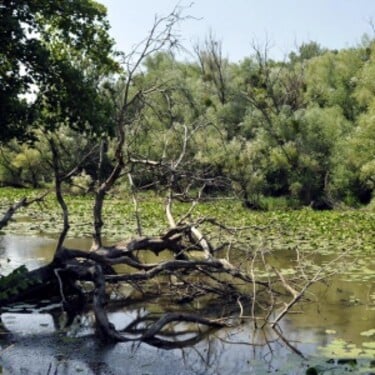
[{"xmin": 99, "ymin": 0, "xmax": 375, "ymax": 61}]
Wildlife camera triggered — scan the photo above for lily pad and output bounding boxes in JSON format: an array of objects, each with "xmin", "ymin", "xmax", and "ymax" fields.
[
  {"xmin": 360, "ymin": 329, "xmax": 375, "ymax": 337},
  {"xmin": 325, "ymin": 329, "xmax": 337, "ymax": 335},
  {"xmin": 362, "ymin": 342, "xmax": 375, "ymax": 349}
]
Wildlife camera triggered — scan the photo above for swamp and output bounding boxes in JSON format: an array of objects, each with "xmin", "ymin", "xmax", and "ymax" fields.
[
  {"xmin": 1, "ymin": 1, "xmax": 375, "ymax": 374},
  {"xmin": 0, "ymin": 188, "xmax": 374, "ymax": 374}
]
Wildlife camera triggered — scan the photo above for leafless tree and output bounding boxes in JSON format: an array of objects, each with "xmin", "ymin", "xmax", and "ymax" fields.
[
  {"xmin": 194, "ymin": 31, "xmax": 229, "ymax": 105},
  {"xmin": 0, "ymin": 7, "xmax": 345, "ymax": 347}
]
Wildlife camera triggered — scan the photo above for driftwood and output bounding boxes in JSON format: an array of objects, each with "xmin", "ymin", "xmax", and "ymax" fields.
[{"xmin": 0, "ymin": 221, "xmax": 266, "ymax": 346}]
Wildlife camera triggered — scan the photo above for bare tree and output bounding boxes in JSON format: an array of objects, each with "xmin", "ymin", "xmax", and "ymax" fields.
[
  {"xmin": 0, "ymin": 8, "xmax": 344, "ymax": 347},
  {"xmin": 194, "ymin": 31, "xmax": 229, "ymax": 105}
]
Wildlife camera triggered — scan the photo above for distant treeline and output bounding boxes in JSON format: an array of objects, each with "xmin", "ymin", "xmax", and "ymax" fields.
[{"xmin": 1, "ymin": 1, "xmax": 374, "ymax": 209}]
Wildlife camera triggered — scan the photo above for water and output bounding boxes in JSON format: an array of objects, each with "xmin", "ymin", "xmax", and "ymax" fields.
[
  {"xmin": 0, "ymin": 235, "xmax": 374, "ymax": 374},
  {"xmin": 0, "ymin": 235, "xmax": 92, "ymax": 274}
]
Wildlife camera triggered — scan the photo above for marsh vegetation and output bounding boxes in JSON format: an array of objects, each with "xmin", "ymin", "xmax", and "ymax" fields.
[
  {"xmin": 1, "ymin": 188, "xmax": 374, "ymax": 373},
  {"xmin": 0, "ymin": 2, "xmax": 374, "ymax": 374}
]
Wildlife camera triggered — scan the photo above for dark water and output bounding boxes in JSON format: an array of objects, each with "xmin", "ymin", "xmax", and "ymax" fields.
[{"xmin": 0, "ymin": 235, "xmax": 374, "ymax": 374}]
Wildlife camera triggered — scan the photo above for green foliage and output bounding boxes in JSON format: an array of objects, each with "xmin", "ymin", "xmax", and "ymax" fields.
[
  {"xmin": 1, "ymin": 7, "xmax": 374, "ymax": 208},
  {"xmin": 0, "ymin": 126, "xmax": 100, "ymax": 188},
  {"xmin": 304, "ymin": 48, "xmax": 362, "ymax": 120},
  {"xmin": 0, "ymin": 0, "xmax": 117, "ymax": 143},
  {"xmin": 221, "ymin": 137, "xmax": 268, "ymax": 207},
  {"xmin": 70, "ymin": 170, "xmax": 93, "ymax": 195},
  {"xmin": 0, "ymin": 265, "xmax": 40, "ymax": 301},
  {"xmin": 289, "ymin": 41, "xmax": 327, "ymax": 64},
  {"xmin": 1, "ymin": 189, "xmax": 374, "ymax": 279}
]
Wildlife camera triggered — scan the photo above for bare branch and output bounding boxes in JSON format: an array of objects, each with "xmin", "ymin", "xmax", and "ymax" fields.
[
  {"xmin": 49, "ymin": 138, "xmax": 70, "ymax": 253},
  {"xmin": 0, "ymin": 192, "xmax": 49, "ymax": 230},
  {"xmin": 271, "ymin": 251, "xmax": 350, "ymax": 327},
  {"xmin": 128, "ymin": 173, "xmax": 143, "ymax": 236}
]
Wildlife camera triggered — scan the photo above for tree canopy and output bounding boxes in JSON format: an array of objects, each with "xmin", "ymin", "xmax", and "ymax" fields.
[
  {"xmin": 1, "ymin": 1, "xmax": 374, "ymax": 208},
  {"xmin": 0, "ymin": 0, "xmax": 117, "ymax": 143}
]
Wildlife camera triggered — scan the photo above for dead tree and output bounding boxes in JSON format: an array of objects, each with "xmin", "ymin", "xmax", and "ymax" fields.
[
  {"xmin": 0, "ymin": 7, "xmax": 342, "ymax": 347},
  {"xmin": 0, "ymin": 194, "xmax": 48, "ymax": 230},
  {"xmin": 194, "ymin": 31, "xmax": 229, "ymax": 105}
]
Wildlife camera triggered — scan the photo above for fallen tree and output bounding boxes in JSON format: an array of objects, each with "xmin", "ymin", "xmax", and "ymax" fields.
[
  {"xmin": 0, "ymin": 6, "xmax": 344, "ymax": 348},
  {"xmin": 0, "ymin": 211, "xmax": 270, "ymax": 346},
  {"xmin": 2, "ymin": 188, "xmax": 346, "ymax": 348}
]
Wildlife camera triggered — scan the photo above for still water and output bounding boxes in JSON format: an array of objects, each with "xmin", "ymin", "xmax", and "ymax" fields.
[{"xmin": 0, "ymin": 235, "xmax": 374, "ymax": 374}]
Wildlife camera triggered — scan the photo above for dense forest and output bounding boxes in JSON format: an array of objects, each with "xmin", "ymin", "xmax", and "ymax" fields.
[{"xmin": 1, "ymin": 1, "xmax": 374, "ymax": 211}]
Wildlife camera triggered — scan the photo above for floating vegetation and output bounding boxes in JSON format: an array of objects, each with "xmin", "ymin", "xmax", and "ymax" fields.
[
  {"xmin": 319, "ymin": 337, "xmax": 375, "ymax": 359},
  {"xmin": 0, "ymin": 188, "xmax": 374, "ymax": 374},
  {"xmin": 1, "ymin": 188, "xmax": 374, "ymax": 283}
]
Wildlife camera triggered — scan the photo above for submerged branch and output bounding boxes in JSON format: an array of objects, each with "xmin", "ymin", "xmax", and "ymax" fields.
[
  {"xmin": 91, "ymin": 264, "xmax": 224, "ymax": 345},
  {"xmin": 0, "ymin": 192, "xmax": 49, "ymax": 230},
  {"xmin": 271, "ymin": 251, "xmax": 350, "ymax": 328}
]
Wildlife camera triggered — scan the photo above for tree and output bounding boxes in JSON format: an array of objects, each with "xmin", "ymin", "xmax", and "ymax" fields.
[
  {"xmin": 0, "ymin": 0, "xmax": 117, "ymax": 143},
  {"xmin": 0, "ymin": 7, "xmax": 337, "ymax": 347},
  {"xmin": 294, "ymin": 105, "xmax": 350, "ymax": 206},
  {"xmin": 288, "ymin": 41, "xmax": 326, "ymax": 63},
  {"xmin": 236, "ymin": 44, "xmax": 307, "ymax": 205},
  {"xmin": 304, "ymin": 47, "xmax": 363, "ymax": 121},
  {"xmin": 194, "ymin": 32, "xmax": 230, "ymax": 105},
  {"xmin": 331, "ymin": 107, "xmax": 375, "ymax": 205}
]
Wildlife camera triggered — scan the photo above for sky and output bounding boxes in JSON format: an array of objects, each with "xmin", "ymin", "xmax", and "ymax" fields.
[{"xmin": 99, "ymin": 0, "xmax": 375, "ymax": 62}]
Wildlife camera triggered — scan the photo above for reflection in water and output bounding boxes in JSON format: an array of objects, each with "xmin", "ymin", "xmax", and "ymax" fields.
[
  {"xmin": 2, "ymin": 312, "xmax": 55, "ymax": 335},
  {"xmin": 279, "ymin": 278, "xmax": 375, "ymax": 347},
  {"xmin": 0, "ymin": 235, "xmax": 92, "ymax": 275},
  {"xmin": 0, "ymin": 235, "xmax": 55, "ymax": 273},
  {"xmin": 0, "ymin": 234, "xmax": 374, "ymax": 374},
  {"xmin": 0, "ymin": 307, "xmax": 311, "ymax": 374},
  {"xmin": 1, "ymin": 298, "xmax": 374, "ymax": 374},
  {"xmin": 2, "ymin": 311, "xmax": 372, "ymax": 374}
]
